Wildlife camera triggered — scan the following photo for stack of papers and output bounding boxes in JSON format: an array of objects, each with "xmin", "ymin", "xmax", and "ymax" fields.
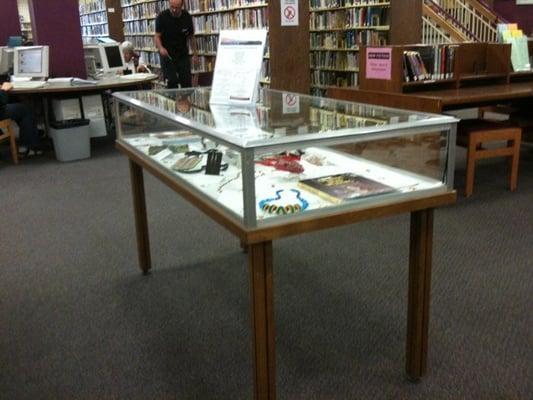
[
  {"xmin": 497, "ymin": 23, "xmax": 531, "ymax": 72},
  {"xmin": 47, "ymin": 77, "xmax": 97, "ymax": 85}
]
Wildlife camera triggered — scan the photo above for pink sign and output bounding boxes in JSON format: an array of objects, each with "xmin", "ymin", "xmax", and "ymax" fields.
[{"xmin": 366, "ymin": 47, "xmax": 392, "ymax": 80}]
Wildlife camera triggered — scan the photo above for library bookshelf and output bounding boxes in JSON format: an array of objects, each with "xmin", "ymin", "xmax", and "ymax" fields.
[
  {"xmin": 358, "ymin": 42, "xmax": 512, "ymax": 94},
  {"xmin": 119, "ymin": 0, "xmax": 270, "ymax": 86},
  {"xmin": 79, "ymin": 0, "xmax": 124, "ymax": 44},
  {"xmin": 309, "ymin": 0, "xmax": 391, "ymax": 96}
]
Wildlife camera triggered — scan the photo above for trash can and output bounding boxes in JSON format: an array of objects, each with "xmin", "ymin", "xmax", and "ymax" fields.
[{"xmin": 49, "ymin": 119, "xmax": 91, "ymax": 162}]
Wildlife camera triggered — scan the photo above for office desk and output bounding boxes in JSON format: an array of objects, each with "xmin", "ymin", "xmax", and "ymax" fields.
[
  {"xmin": 10, "ymin": 75, "xmax": 158, "ymax": 135},
  {"xmin": 10, "ymin": 75, "xmax": 157, "ymax": 95},
  {"xmin": 328, "ymin": 82, "xmax": 533, "ymax": 114}
]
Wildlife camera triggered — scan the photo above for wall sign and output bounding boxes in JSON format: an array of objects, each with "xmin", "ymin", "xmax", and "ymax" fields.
[
  {"xmin": 365, "ymin": 47, "xmax": 392, "ymax": 80},
  {"xmin": 281, "ymin": 0, "xmax": 299, "ymax": 26}
]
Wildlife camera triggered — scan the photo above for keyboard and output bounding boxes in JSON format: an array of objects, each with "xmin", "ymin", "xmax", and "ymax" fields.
[{"xmin": 11, "ymin": 81, "xmax": 47, "ymax": 89}]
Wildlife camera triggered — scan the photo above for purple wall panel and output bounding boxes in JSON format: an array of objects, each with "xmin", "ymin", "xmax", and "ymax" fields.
[
  {"xmin": 494, "ymin": 1, "xmax": 533, "ymax": 36},
  {"xmin": 30, "ymin": 0, "xmax": 86, "ymax": 78},
  {"xmin": 0, "ymin": 0, "xmax": 22, "ymax": 45}
]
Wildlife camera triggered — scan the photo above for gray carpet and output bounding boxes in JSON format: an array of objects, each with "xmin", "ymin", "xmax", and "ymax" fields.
[{"xmin": 0, "ymin": 141, "xmax": 532, "ymax": 399}]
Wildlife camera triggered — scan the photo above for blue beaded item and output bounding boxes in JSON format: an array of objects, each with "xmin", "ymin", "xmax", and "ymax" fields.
[{"xmin": 258, "ymin": 189, "xmax": 309, "ymax": 215}]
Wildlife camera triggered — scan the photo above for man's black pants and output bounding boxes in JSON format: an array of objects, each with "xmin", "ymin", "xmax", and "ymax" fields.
[{"xmin": 161, "ymin": 54, "xmax": 192, "ymax": 89}]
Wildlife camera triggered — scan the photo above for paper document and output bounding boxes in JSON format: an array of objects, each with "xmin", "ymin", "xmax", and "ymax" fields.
[{"xmin": 210, "ymin": 30, "xmax": 267, "ymax": 105}]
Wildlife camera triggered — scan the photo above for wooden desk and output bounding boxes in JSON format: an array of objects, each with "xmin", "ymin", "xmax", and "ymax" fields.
[
  {"xmin": 117, "ymin": 140, "xmax": 456, "ymax": 399},
  {"xmin": 329, "ymin": 82, "xmax": 533, "ymax": 114},
  {"xmin": 10, "ymin": 76, "xmax": 157, "ymax": 135},
  {"xmin": 10, "ymin": 75, "xmax": 157, "ymax": 95}
]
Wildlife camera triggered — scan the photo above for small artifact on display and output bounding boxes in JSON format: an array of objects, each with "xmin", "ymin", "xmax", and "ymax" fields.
[
  {"xmin": 205, "ymin": 150, "xmax": 224, "ymax": 175},
  {"xmin": 172, "ymin": 150, "xmax": 228, "ymax": 175},
  {"xmin": 258, "ymin": 189, "xmax": 309, "ymax": 215},
  {"xmin": 172, "ymin": 153, "xmax": 202, "ymax": 172},
  {"xmin": 148, "ymin": 145, "xmax": 167, "ymax": 156},
  {"xmin": 298, "ymin": 173, "xmax": 396, "ymax": 204},
  {"xmin": 256, "ymin": 151, "xmax": 305, "ymax": 173}
]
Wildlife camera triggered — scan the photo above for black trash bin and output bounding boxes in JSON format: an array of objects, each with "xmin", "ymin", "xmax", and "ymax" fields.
[{"xmin": 49, "ymin": 118, "xmax": 91, "ymax": 162}]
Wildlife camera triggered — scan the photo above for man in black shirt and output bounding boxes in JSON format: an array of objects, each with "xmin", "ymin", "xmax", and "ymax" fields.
[{"xmin": 155, "ymin": 0, "xmax": 198, "ymax": 89}]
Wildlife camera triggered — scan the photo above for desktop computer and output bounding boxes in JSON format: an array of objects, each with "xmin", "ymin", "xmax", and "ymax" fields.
[
  {"xmin": 13, "ymin": 45, "xmax": 49, "ymax": 79},
  {"xmin": 83, "ymin": 43, "xmax": 125, "ymax": 78},
  {"xmin": 10, "ymin": 45, "xmax": 49, "ymax": 88},
  {"xmin": 0, "ymin": 47, "xmax": 14, "ymax": 75}
]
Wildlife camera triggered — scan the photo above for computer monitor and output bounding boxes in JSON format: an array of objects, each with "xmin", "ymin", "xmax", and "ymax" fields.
[
  {"xmin": 13, "ymin": 46, "xmax": 49, "ymax": 79},
  {"xmin": 7, "ymin": 36, "xmax": 23, "ymax": 48},
  {"xmin": 0, "ymin": 47, "xmax": 14, "ymax": 75},
  {"xmin": 83, "ymin": 43, "xmax": 125, "ymax": 76},
  {"xmin": 101, "ymin": 43, "xmax": 125, "ymax": 74},
  {"xmin": 83, "ymin": 45, "xmax": 103, "ymax": 70}
]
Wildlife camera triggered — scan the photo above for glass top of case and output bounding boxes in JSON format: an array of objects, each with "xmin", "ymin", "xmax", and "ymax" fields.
[{"xmin": 113, "ymin": 88, "xmax": 457, "ymax": 148}]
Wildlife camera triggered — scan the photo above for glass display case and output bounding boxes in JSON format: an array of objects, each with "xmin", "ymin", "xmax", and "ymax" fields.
[{"xmin": 114, "ymin": 88, "xmax": 457, "ymax": 228}]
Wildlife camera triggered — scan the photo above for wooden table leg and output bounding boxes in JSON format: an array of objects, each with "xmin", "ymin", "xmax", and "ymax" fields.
[
  {"xmin": 129, "ymin": 160, "xmax": 151, "ymax": 274},
  {"xmin": 406, "ymin": 209, "xmax": 434, "ymax": 381},
  {"xmin": 249, "ymin": 241, "xmax": 276, "ymax": 400}
]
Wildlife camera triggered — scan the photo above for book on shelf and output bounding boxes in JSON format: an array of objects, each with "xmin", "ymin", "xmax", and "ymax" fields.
[
  {"xmin": 298, "ymin": 173, "xmax": 396, "ymax": 204},
  {"xmin": 403, "ymin": 45, "xmax": 456, "ymax": 82}
]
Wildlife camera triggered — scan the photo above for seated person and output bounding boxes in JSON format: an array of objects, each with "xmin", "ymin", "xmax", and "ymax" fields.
[
  {"xmin": 0, "ymin": 82, "xmax": 42, "ymax": 157},
  {"xmin": 120, "ymin": 41, "xmax": 150, "ymax": 74}
]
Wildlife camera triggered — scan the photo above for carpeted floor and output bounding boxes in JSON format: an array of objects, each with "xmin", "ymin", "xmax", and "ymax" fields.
[{"xmin": 0, "ymin": 141, "xmax": 532, "ymax": 399}]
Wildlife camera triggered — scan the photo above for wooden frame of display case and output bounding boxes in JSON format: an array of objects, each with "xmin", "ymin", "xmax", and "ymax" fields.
[{"xmin": 115, "ymin": 137, "xmax": 455, "ymax": 399}]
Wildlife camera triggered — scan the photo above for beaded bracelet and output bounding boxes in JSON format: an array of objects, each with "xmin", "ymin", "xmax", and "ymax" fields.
[{"xmin": 258, "ymin": 189, "xmax": 309, "ymax": 215}]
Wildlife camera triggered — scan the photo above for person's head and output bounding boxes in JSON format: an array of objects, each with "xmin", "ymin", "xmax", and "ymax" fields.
[
  {"xmin": 169, "ymin": 0, "xmax": 183, "ymax": 17},
  {"xmin": 121, "ymin": 41, "xmax": 135, "ymax": 63}
]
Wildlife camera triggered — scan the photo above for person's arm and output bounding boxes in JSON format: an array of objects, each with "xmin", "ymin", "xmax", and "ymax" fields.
[
  {"xmin": 0, "ymin": 82, "xmax": 13, "ymax": 107},
  {"xmin": 137, "ymin": 55, "xmax": 150, "ymax": 73},
  {"xmin": 155, "ymin": 33, "xmax": 168, "ymax": 58},
  {"xmin": 154, "ymin": 15, "xmax": 169, "ymax": 58}
]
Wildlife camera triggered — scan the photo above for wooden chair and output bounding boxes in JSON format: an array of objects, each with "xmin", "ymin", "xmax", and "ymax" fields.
[
  {"xmin": 0, "ymin": 119, "xmax": 18, "ymax": 164},
  {"xmin": 457, "ymin": 119, "xmax": 521, "ymax": 197}
]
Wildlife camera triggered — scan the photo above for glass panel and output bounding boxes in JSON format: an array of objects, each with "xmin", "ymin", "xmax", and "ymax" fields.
[
  {"xmin": 252, "ymin": 130, "xmax": 449, "ymax": 224},
  {"xmin": 115, "ymin": 88, "xmax": 454, "ymax": 148},
  {"xmin": 115, "ymin": 89, "xmax": 456, "ymax": 229}
]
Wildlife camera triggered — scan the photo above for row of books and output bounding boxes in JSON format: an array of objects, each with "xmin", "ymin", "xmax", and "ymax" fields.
[
  {"xmin": 310, "ymin": 30, "xmax": 386, "ymax": 49},
  {"xmin": 122, "ymin": 1, "xmax": 166, "ymax": 20},
  {"xmin": 138, "ymin": 50, "xmax": 161, "ymax": 67},
  {"xmin": 198, "ymin": 36, "xmax": 220, "ymax": 54},
  {"xmin": 310, "ymin": 7, "xmax": 388, "ymax": 30},
  {"xmin": 124, "ymin": 19, "xmax": 155, "ymax": 35},
  {"xmin": 82, "ymin": 24, "xmax": 109, "ymax": 37},
  {"xmin": 79, "ymin": 0, "xmax": 106, "ymax": 14},
  {"xmin": 192, "ymin": 8, "xmax": 268, "ymax": 33},
  {"xmin": 310, "ymin": 0, "xmax": 390, "ymax": 9},
  {"xmin": 185, "ymin": 0, "xmax": 266, "ymax": 13},
  {"xmin": 310, "ymin": 51, "xmax": 359, "ymax": 70},
  {"xmin": 309, "ymin": 108, "xmax": 385, "ymax": 131},
  {"xmin": 311, "ymin": 70, "xmax": 358, "ymax": 87},
  {"xmin": 190, "ymin": 88, "xmax": 211, "ymax": 109},
  {"xmin": 125, "ymin": 35, "xmax": 155, "ymax": 50},
  {"xmin": 80, "ymin": 11, "xmax": 107, "ymax": 25},
  {"xmin": 121, "ymin": 0, "xmax": 162, "ymax": 7},
  {"xmin": 191, "ymin": 56, "xmax": 215, "ymax": 73},
  {"xmin": 403, "ymin": 45, "xmax": 456, "ymax": 82}
]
